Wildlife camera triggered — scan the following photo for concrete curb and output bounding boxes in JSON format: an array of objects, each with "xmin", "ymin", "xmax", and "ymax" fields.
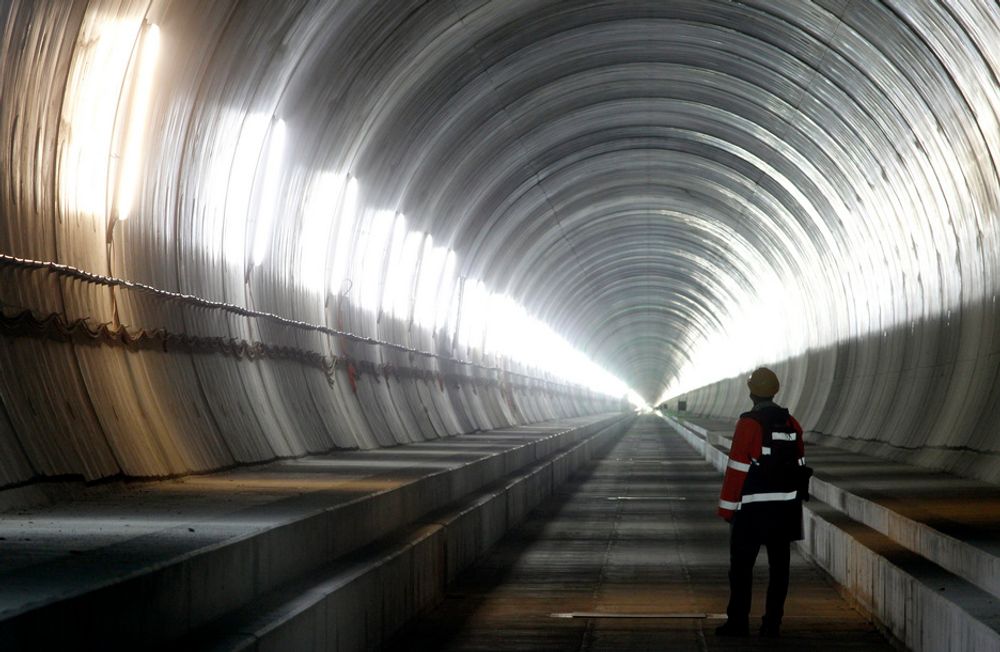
[
  {"xmin": 0, "ymin": 414, "xmax": 632, "ymax": 650},
  {"xmin": 662, "ymin": 412, "xmax": 1000, "ymax": 652},
  {"xmin": 801, "ymin": 501, "xmax": 1000, "ymax": 651}
]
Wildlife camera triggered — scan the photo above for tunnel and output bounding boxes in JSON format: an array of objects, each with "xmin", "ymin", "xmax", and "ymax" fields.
[{"xmin": 1, "ymin": 0, "xmax": 999, "ymax": 650}]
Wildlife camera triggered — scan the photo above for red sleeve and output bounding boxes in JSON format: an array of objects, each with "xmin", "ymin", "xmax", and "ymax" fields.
[{"xmin": 718, "ymin": 417, "xmax": 762, "ymax": 520}]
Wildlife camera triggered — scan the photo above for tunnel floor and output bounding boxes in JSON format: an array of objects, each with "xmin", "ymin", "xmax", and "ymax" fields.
[{"xmin": 387, "ymin": 416, "xmax": 894, "ymax": 651}]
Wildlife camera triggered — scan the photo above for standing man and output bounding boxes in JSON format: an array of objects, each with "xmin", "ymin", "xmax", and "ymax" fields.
[{"xmin": 714, "ymin": 367, "xmax": 809, "ymax": 639}]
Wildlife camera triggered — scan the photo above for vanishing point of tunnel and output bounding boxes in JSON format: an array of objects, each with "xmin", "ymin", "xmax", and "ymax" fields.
[{"xmin": 1, "ymin": 1, "xmax": 1000, "ymax": 650}]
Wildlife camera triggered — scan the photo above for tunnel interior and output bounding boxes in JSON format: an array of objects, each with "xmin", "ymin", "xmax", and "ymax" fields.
[{"xmin": 2, "ymin": 0, "xmax": 1000, "ymax": 491}]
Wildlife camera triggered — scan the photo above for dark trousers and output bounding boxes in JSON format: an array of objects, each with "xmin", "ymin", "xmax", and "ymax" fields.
[{"xmin": 726, "ymin": 516, "xmax": 791, "ymax": 627}]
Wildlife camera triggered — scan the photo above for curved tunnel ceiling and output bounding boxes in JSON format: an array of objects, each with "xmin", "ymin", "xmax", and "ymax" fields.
[
  {"xmin": 2, "ymin": 0, "xmax": 1000, "ymax": 484},
  {"xmin": 277, "ymin": 0, "xmax": 1000, "ymax": 401}
]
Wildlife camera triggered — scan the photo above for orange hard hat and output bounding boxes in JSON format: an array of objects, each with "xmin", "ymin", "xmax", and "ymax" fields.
[{"xmin": 747, "ymin": 367, "xmax": 779, "ymax": 398}]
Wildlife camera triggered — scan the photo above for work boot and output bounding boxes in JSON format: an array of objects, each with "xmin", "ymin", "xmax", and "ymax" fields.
[
  {"xmin": 759, "ymin": 620, "xmax": 781, "ymax": 638},
  {"xmin": 714, "ymin": 620, "xmax": 749, "ymax": 636}
]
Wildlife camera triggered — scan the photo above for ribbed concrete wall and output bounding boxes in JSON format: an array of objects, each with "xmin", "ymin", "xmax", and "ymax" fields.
[
  {"xmin": 3, "ymin": 1, "xmax": 1000, "ymax": 488},
  {"xmin": 671, "ymin": 0, "xmax": 1000, "ymax": 486},
  {"xmin": 679, "ymin": 312, "xmax": 1000, "ymax": 485},
  {"xmin": 0, "ymin": 1, "xmax": 623, "ymax": 489}
]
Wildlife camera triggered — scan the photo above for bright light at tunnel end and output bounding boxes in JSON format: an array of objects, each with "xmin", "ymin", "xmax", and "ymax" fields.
[
  {"xmin": 469, "ymin": 287, "xmax": 648, "ymax": 410},
  {"xmin": 317, "ymin": 176, "xmax": 649, "ymax": 411}
]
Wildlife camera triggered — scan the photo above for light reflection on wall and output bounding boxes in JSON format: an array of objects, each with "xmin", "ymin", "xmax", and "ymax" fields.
[
  {"xmin": 436, "ymin": 251, "xmax": 459, "ymax": 335},
  {"xmin": 653, "ymin": 210, "xmax": 803, "ymax": 402},
  {"xmin": 457, "ymin": 278, "xmax": 488, "ymax": 352},
  {"xmin": 219, "ymin": 113, "xmax": 270, "ymax": 266},
  {"xmin": 56, "ymin": 15, "xmax": 642, "ymax": 408},
  {"xmin": 384, "ymin": 230, "xmax": 423, "ymax": 319},
  {"xmin": 250, "ymin": 119, "xmax": 286, "ymax": 266},
  {"xmin": 413, "ymin": 238, "xmax": 449, "ymax": 329},
  {"xmin": 330, "ymin": 177, "xmax": 360, "ymax": 295},
  {"xmin": 660, "ymin": 271, "xmax": 790, "ymax": 402},
  {"xmin": 480, "ymin": 292, "xmax": 642, "ymax": 405},
  {"xmin": 59, "ymin": 17, "xmax": 150, "ymax": 219},
  {"xmin": 655, "ymin": 120, "xmax": 975, "ymax": 405},
  {"xmin": 289, "ymin": 170, "xmax": 641, "ymax": 404},
  {"xmin": 114, "ymin": 23, "xmax": 160, "ymax": 222},
  {"xmin": 299, "ymin": 172, "xmax": 346, "ymax": 291},
  {"xmin": 355, "ymin": 209, "xmax": 397, "ymax": 312}
]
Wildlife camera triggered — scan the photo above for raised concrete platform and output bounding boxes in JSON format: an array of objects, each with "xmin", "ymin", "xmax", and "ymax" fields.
[
  {"xmin": 388, "ymin": 415, "xmax": 894, "ymax": 651},
  {"xmin": 668, "ymin": 412, "xmax": 1000, "ymax": 651},
  {"xmin": 0, "ymin": 413, "xmax": 631, "ymax": 650}
]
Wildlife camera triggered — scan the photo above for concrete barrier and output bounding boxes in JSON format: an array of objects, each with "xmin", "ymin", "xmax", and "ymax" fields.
[
  {"xmin": 802, "ymin": 502, "xmax": 1000, "ymax": 652},
  {"xmin": 179, "ymin": 414, "xmax": 632, "ymax": 650},
  {"xmin": 0, "ymin": 414, "xmax": 632, "ymax": 650}
]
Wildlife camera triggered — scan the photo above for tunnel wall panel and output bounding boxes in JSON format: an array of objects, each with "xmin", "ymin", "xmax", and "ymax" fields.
[
  {"xmin": 7, "ymin": 0, "xmax": 1000, "ymax": 489},
  {"xmin": 681, "ymin": 295, "xmax": 1000, "ymax": 485}
]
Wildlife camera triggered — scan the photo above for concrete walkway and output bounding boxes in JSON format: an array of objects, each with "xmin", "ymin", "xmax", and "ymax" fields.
[{"xmin": 389, "ymin": 415, "xmax": 894, "ymax": 651}]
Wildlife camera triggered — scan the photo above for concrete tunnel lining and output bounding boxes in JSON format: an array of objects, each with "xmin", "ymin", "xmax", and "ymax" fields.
[{"xmin": 1, "ymin": 0, "xmax": 1000, "ymax": 489}]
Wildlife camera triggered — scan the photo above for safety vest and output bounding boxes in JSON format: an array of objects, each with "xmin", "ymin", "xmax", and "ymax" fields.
[
  {"xmin": 739, "ymin": 410, "xmax": 805, "ymax": 506},
  {"xmin": 718, "ymin": 404, "xmax": 808, "ymax": 541}
]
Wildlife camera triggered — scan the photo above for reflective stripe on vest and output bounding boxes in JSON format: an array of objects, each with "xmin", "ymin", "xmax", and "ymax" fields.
[
  {"xmin": 719, "ymin": 499, "xmax": 740, "ymax": 511},
  {"xmin": 727, "ymin": 459, "xmax": 750, "ymax": 472},
  {"xmin": 740, "ymin": 490, "xmax": 798, "ymax": 505}
]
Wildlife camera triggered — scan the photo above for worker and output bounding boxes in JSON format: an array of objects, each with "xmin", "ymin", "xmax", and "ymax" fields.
[{"xmin": 714, "ymin": 367, "xmax": 810, "ymax": 638}]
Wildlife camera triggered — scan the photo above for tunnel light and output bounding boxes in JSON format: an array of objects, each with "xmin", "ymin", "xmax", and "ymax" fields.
[
  {"xmin": 658, "ymin": 267, "xmax": 799, "ymax": 401},
  {"xmin": 311, "ymin": 187, "xmax": 643, "ymax": 401},
  {"xmin": 414, "ymin": 239, "xmax": 447, "ymax": 328},
  {"xmin": 219, "ymin": 113, "xmax": 270, "ymax": 265},
  {"xmin": 330, "ymin": 176, "xmax": 360, "ymax": 295},
  {"xmin": 439, "ymin": 278, "xmax": 461, "ymax": 346},
  {"xmin": 250, "ymin": 119, "xmax": 286, "ymax": 266},
  {"xmin": 114, "ymin": 22, "xmax": 160, "ymax": 222},
  {"xmin": 384, "ymin": 229, "xmax": 424, "ymax": 319},
  {"xmin": 434, "ymin": 250, "xmax": 458, "ymax": 333},
  {"xmin": 381, "ymin": 214, "xmax": 409, "ymax": 315},
  {"xmin": 299, "ymin": 172, "xmax": 346, "ymax": 291},
  {"xmin": 60, "ymin": 19, "xmax": 141, "ymax": 217},
  {"xmin": 477, "ymin": 290, "xmax": 644, "ymax": 406},
  {"xmin": 357, "ymin": 210, "xmax": 396, "ymax": 311},
  {"xmin": 458, "ymin": 279, "xmax": 489, "ymax": 352},
  {"xmin": 427, "ymin": 266, "xmax": 641, "ymax": 404},
  {"xmin": 484, "ymin": 294, "xmax": 524, "ymax": 357}
]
